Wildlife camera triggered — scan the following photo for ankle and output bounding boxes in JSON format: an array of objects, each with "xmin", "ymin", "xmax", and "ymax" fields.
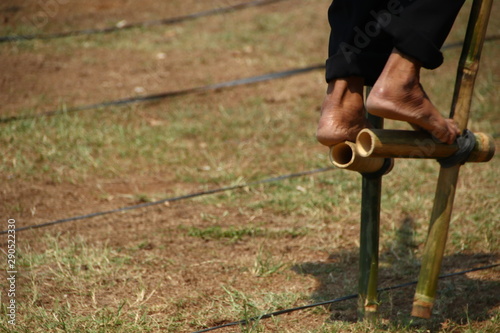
[
  {"xmin": 381, "ymin": 49, "xmax": 421, "ymax": 83},
  {"xmin": 325, "ymin": 76, "xmax": 364, "ymax": 108}
]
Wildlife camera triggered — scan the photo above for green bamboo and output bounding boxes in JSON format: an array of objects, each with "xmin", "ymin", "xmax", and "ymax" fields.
[
  {"xmin": 412, "ymin": 0, "xmax": 493, "ymax": 319},
  {"xmin": 359, "ymin": 172, "xmax": 381, "ymax": 320},
  {"xmin": 358, "ymin": 87, "xmax": 383, "ymax": 321}
]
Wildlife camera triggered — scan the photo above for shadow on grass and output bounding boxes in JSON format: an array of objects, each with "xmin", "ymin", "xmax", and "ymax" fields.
[{"xmin": 291, "ymin": 216, "xmax": 499, "ymax": 330}]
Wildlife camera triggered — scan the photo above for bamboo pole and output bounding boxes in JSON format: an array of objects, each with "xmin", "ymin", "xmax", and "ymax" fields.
[
  {"xmin": 329, "ymin": 141, "xmax": 394, "ymax": 174},
  {"xmin": 412, "ymin": 0, "xmax": 493, "ymax": 319},
  {"xmin": 359, "ymin": 174, "xmax": 381, "ymax": 320},
  {"xmin": 358, "ymin": 96, "xmax": 383, "ymax": 321},
  {"xmin": 356, "ymin": 129, "xmax": 495, "ymax": 162}
]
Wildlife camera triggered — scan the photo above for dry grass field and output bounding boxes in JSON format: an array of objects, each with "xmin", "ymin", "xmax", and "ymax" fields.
[{"xmin": 0, "ymin": 0, "xmax": 499, "ymax": 332}]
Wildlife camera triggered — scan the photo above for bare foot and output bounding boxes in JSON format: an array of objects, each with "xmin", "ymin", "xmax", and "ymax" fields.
[
  {"xmin": 316, "ymin": 76, "xmax": 371, "ymax": 146},
  {"xmin": 366, "ymin": 49, "xmax": 460, "ymax": 144}
]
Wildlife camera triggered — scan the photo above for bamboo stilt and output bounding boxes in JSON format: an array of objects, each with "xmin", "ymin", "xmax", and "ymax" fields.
[
  {"xmin": 412, "ymin": 0, "xmax": 493, "ymax": 319},
  {"xmin": 358, "ymin": 103, "xmax": 383, "ymax": 321},
  {"xmin": 356, "ymin": 129, "xmax": 495, "ymax": 162},
  {"xmin": 329, "ymin": 141, "xmax": 394, "ymax": 174},
  {"xmin": 359, "ymin": 174, "xmax": 381, "ymax": 320}
]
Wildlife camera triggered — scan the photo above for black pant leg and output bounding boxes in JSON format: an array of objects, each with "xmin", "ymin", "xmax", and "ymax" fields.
[
  {"xmin": 325, "ymin": 0, "xmax": 465, "ymax": 84},
  {"xmin": 382, "ymin": 0, "xmax": 466, "ymax": 69},
  {"xmin": 326, "ymin": 0, "xmax": 393, "ymax": 85}
]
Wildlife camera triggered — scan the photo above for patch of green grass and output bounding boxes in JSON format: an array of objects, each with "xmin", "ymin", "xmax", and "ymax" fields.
[
  {"xmin": 252, "ymin": 246, "xmax": 287, "ymax": 277},
  {"xmin": 187, "ymin": 225, "xmax": 265, "ymax": 241},
  {"xmin": 213, "ymin": 285, "xmax": 309, "ymax": 332},
  {"xmin": 186, "ymin": 225, "xmax": 308, "ymax": 243},
  {"xmin": 0, "ymin": 234, "xmax": 165, "ymax": 331},
  {"xmin": 0, "ymin": 93, "xmax": 324, "ymax": 184},
  {"xmin": 0, "ymin": 302, "xmax": 158, "ymax": 333}
]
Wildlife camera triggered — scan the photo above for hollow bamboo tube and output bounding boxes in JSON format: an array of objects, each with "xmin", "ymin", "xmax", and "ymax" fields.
[
  {"xmin": 412, "ymin": 0, "xmax": 493, "ymax": 319},
  {"xmin": 329, "ymin": 141, "xmax": 394, "ymax": 174},
  {"xmin": 356, "ymin": 129, "xmax": 495, "ymax": 162}
]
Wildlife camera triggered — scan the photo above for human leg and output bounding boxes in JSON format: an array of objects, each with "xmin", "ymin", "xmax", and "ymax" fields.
[
  {"xmin": 366, "ymin": 49, "xmax": 460, "ymax": 144},
  {"xmin": 366, "ymin": 0, "xmax": 465, "ymax": 144},
  {"xmin": 318, "ymin": 0, "xmax": 465, "ymax": 146},
  {"xmin": 325, "ymin": 0, "xmax": 392, "ymax": 86},
  {"xmin": 381, "ymin": 0, "xmax": 466, "ymax": 70},
  {"xmin": 318, "ymin": 0, "xmax": 390, "ymax": 146},
  {"xmin": 316, "ymin": 76, "xmax": 369, "ymax": 146}
]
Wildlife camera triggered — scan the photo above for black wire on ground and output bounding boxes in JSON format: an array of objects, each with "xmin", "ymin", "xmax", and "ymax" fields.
[
  {"xmin": 191, "ymin": 263, "xmax": 500, "ymax": 333},
  {"xmin": 0, "ymin": 64, "xmax": 324, "ymax": 123},
  {"xmin": 0, "ymin": 167, "xmax": 334, "ymax": 235},
  {"xmin": 0, "ymin": 0, "xmax": 289, "ymax": 43},
  {"xmin": 2, "ymin": 36, "xmax": 499, "ymax": 124}
]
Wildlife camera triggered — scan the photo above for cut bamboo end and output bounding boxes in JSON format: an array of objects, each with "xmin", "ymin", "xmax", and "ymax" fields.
[
  {"xmin": 330, "ymin": 141, "xmax": 357, "ymax": 167},
  {"xmin": 411, "ymin": 299, "xmax": 433, "ymax": 319},
  {"xmin": 468, "ymin": 132, "xmax": 496, "ymax": 163},
  {"xmin": 363, "ymin": 304, "xmax": 379, "ymax": 321},
  {"xmin": 356, "ymin": 129, "xmax": 378, "ymax": 157},
  {"xmin": 356, "ymin": 129, "xmax": 495, "ymax": 162},
  {"xmin": 329, "ymin": 141, "xmax": 393, "ymax": 175}
]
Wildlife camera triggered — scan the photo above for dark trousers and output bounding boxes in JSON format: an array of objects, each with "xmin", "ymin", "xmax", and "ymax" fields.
[{"xmin": 325, "ymin": 0, "xmax": 465, "ymax": 85}]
